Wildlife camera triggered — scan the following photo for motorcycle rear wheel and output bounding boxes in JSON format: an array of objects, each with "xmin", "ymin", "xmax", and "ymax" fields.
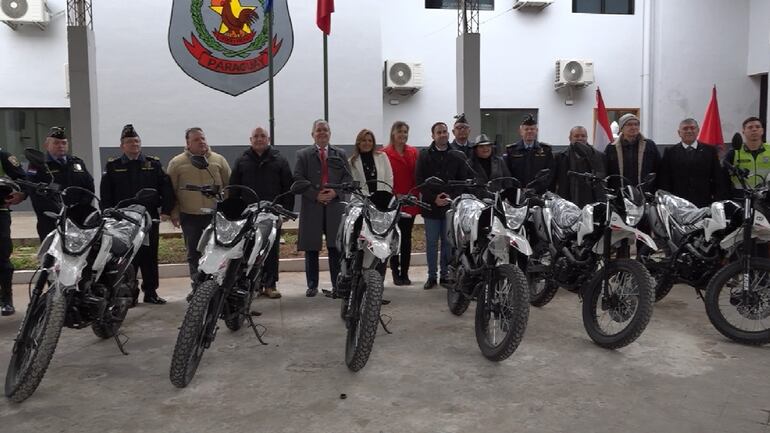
[
  {"xmin": 5, "ymin": 284, "xmax": 67, "ymax": 403},
  {"xmin": 345, "ymin": 270, "xmax": 383, "ymax": 372},
  {"xmin": 474, "ymin": 264, "xmax": 530, "ymax": 362},
  {"xmin": 527, "ymin": 246, "xmax": 559, "ymax": 307},
  {"xmin": 169, "ymin": 280, "xmax": 220, "ymax": 388}
]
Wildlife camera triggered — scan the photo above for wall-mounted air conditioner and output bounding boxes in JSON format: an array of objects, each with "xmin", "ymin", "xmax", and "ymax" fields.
[
  {"xmin": 554, "ymin": 59, "xmax": 594, "ymax": 89},
  {"xmin": 384, "ymin": 61, "xmax": 423, "ymax": 95},
  {"xmin": 513, "ymin": 0, "xmax": 554, "ymax": 11}
]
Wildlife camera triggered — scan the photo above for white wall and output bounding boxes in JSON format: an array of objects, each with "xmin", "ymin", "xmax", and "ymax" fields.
[
  {"xmin": 382, "ymin": 0, "xmax": 646, "ymax": 146},
  {"xmin": 748, "ymin": 0, "xmax": 769, "ymax": 75},
  {"xmin": 651, "ymin": 0, "xmax": 759, "ymax": 144},
  {"xmin": 91, "ymin": 0, "xmax": 383, "ymax": 148},
  {"xmin": 0, "ymin": 0, "xmax": 68, "ymax": 108}
]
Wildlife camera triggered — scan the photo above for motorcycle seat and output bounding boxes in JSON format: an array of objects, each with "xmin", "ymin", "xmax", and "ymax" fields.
[
  {"xmin": 656, "ymin": 191, "xmax": 710, "ymax": 226},
  {"xmin": 546, "ymin": 194, "xmax": 581, "ymax": 231}
]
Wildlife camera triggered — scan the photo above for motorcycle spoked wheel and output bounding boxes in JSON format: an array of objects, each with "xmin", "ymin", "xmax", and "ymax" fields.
[
  {"xmin": 345, "ymin": 269, "xmax": 384, "ymax": 372},
  {"xmin": 92, "ymin": 266, "xmax": 136, "ymax": 339},
  {"xmin": 5, "ymin": 284, "xmax": 67, "ymax": 403},
  {"xmin": 474, "ymin": 264, "xmax": 530, "ymax": 362},
  {"xmin": 582, "ymin": 259, "xmax": 654, "ymax": 349},
  {"xmin": 527, "ymin": 245, "xmax": 559, "ymax": 308},
  {"xmin": 705, "ymin": 258, "xmax": 770, "ymax": 345},
  {"xmin": 638, "ymin": 242, "xmax": 675, "ymax": 302},
  {"xmin": 169, "ymin": 280, "xmax": 220, "ymax": 388}
]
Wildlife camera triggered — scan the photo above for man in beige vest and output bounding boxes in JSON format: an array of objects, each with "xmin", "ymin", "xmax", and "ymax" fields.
[{"xmin": 167, "ymin": 127, "xmax": 231, "ymax": 292}]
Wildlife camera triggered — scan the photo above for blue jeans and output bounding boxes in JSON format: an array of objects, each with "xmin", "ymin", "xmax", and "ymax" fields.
[
  {"xmin": 305, "ymin": 248, "xmax": 341, "ymax": 290},
  {"xmin": 424, "ymin": 217, "xmax": 449, "ymax": 279}
]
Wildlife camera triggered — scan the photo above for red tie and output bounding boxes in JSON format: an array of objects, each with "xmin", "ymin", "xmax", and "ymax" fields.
[{"xmin": 319, "ymin": 146, "xmax": 329, "ymax": 186}]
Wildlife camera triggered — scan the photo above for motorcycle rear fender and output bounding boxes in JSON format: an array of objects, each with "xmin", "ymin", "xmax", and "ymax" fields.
[{"xmin": 199, "ymin": 238, "xmax": 245, "ymax": 285}]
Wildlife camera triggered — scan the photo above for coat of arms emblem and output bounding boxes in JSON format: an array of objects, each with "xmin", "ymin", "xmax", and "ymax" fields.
[{"xmin": 168, "ymin": 0, "xmax": 294, "ymax": 96}]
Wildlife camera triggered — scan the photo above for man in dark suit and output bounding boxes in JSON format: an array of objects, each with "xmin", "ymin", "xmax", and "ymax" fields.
[
  {"xmin": 293, "ymin": 120, "xmax": 352, "ymax": 297},
  {"xmin": 658, "ymin": 118, "xmax": 728, "ymax": 207}
]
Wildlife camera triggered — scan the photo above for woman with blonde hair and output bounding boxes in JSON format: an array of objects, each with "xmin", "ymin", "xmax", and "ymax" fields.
[
  {"xmin": 382, "ymin": 121, "xmax": 419, "ymax": 286},
  {"xmin": 349, "ymin": 129, "xmax": 393, "ymax": 195}
]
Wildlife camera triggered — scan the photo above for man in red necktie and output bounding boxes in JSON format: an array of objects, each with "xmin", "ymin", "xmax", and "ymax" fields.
[{"xmin": 293, "ymin": 120, "xmax": 353, "ymax": 297}]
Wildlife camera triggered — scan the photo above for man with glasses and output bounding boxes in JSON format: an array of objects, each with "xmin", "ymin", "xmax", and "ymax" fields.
[{"xmin": 450, "ymin": 113, "xmax": 474, "ymax": 158}]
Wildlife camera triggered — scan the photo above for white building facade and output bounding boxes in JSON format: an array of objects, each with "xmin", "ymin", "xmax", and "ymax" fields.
[{"xmin": 0, "ymin": 0, "xmax": 768, "ymax": 169}]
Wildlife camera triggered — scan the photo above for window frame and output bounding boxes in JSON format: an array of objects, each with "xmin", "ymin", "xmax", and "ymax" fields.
[
  {"xmin": 572, "ymin": 0, "xmax": 634, "ymax": 15},
  {"xmin": 425, "ymin": 0, "xmax": 495, "ymax": 11}
]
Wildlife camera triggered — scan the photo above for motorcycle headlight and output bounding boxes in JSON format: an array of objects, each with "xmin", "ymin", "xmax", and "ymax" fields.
[
  {"xmin": 215, "ymin": 212, "xmax": 247, "ymax": 246},
  {"xmin": 624, "ymin": 198, "xmax": 644, "ymax": 226},
  {"xmin": 503, "ymin": 201, "xmax": 527, "ymax": 229},
  {"xmin": 63, "ymin": 219, "xmax": 100, "ymax": 254},
  {"xmin": 367, "ymin": 204, "xmax": 397, "ymax": 236}
]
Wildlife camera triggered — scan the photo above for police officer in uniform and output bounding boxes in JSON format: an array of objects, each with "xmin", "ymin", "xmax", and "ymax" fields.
[
  {"xmin": 27, "ymin": 127, "xmax": 95, "ymax": 241},
  {"xmin": 725, "ymin": 117, "xmax": 770, "ymax": 191},
  {"xmin": 504, "ymin": 114, "xmax": 555, "ymax": 193},
  {"xmin": 450, "ymin": 113, "xmax": 474, "ymax": 158},
  {"xmin": 101, "ymin": 124, "xmax": 174, "ymax": 305},
  {"xmin": 0, "ymin": 148, "xmax": 27, "ymax": 315}
]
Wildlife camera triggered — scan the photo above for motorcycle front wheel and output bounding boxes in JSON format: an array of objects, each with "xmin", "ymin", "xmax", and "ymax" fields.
[
  {"xmin": 705, "ymin": 258, "xmax": 770, "ymax": 345},
  {"xmin": 582, "ymin": 259, "xmax": 654, "ymax": 349},
  {"xmin": 170, "ymin": 280, "xmax": 220, "ymax": 388},
  {"xmin": 5, "ymin": 284, "xmax": 67, "ymax": 403},
  {"xmin": 474, "ymin": 264, "xmax": 529, "ymax": 362},
  {"xmin": 345, "ymin": 269, "xmax": 384, "ymax": 372}
]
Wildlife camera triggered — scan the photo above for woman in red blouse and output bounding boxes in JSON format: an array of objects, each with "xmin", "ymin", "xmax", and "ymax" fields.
[{"xmin": 383, "ymin": 121, "xmax": 420, "ymax": 286}]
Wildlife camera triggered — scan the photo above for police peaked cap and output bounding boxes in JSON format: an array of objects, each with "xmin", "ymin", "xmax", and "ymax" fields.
[
  {"xmin": 121, "ymin": 124, "xmax": 139, "ymax": 140},
  {"xmin": 454, "ymin": 113, "xmax": 469, "ymax": 125},
  {"xmin": 521, "ymin": 114, "xmax": 537, "ymax": 126},
  {"xmin": 47, "ymin": 126, "xmax": 67, "ymax": 140}
]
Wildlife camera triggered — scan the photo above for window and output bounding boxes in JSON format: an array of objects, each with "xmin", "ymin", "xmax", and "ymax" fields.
[
  {"xmin": 573, "ymin": 0, "xmax": 634, "ymax": 14},
  {"xmin": 426, "ymin": 0, "xmax": 494, "ymax": 11},
  {"xmin": 481, "ymin": 109, "xmax": 539, "ymax": 150},
  {"xmin": 593, "ymin": 108, "xmax": 639, "ymax": 142},
  {"xmin": 0, "ymin": 108, "xmax": 71, "ymax": 163}
]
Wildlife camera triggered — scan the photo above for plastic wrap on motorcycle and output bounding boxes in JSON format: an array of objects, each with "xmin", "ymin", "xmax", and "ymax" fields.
[
  {"xmin": 199, "ymin": 237, "xmax": 246, "ymax": 285},
  {"xmin": 360, "ymin": 224, "xmax": 395, "ymax": 262},
  {"xmin": 342, "ymin": 203, "xmax": 364, "ymax": 258}
]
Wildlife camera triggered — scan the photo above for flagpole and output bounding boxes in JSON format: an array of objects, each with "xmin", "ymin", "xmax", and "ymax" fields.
[
  {"xmin": 323, "ymin": 33, "xmax": 329, "ymax": 121},
  {"xmin": 268, "ymin": 4, "xmax": 275, "ymax": 144}
]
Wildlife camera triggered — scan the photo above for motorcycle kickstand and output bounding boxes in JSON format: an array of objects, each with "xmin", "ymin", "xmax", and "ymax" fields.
[
  {"xmin": 246, "ymin": 314, "xmax": 268, "ymax": 345},
  {"xmin": 113, "ymin": 332, "xmax": 129, "ymax": 356},
  {"xmin": 379, "ymin": 314, "xmax": 393, "ymax": 335}
]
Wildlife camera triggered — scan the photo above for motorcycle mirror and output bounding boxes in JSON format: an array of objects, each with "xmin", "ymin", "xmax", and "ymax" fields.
[
  {"xmin": 190, "ymin": 155, "xmax": 209, "ymax": 170},
  {"xmin": 23, "ymin": 148, "xmax": 46, "ymax": 166},
  {"xmin": 289, "ymin": 180, "xmax": 312, "ymax": 194},
  {"xmin": 731, "ymin": 132, "xmax": 743, "ymax": 151},
  {"xmin": 425, "ymin": 176, "xmax": 446, "ymax": 187},
  {"xmin": 134, "ymin": 188, "xmax": 158, "ymax": 202}
]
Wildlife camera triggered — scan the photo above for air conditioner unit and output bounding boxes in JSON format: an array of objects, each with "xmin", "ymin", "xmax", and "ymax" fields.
[
  {"xmin": 0, "ymin": 0, "xmax": 50, "ymax": 29},
  {"xmin": 383, "ymin": 61, "xmax": 423, "ymax": 95},
  {"xmin": 554, "ymin": 59, "xmax": 594, "ymax": 89},
  {"xmin": 513, "ymin": 0, "xmax": 554, "ymax": 11}
]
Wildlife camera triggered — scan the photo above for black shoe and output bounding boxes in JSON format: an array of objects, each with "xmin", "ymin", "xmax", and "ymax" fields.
[
  {"xmin": 439, "ymin": 277, "xmax": 454, "ymax": 287},
  {"xmin": 391, "ymin": 271, "xmax": 403, "ymax": 286},
  {"xmin": 0, "ymin": 302, "xmax": 15, "ymax": 316},
  {"xmin": 402, "ymin": 275, "xmax": 412, "ymax": 285},
  {"xmin": 143, "ymin": 294, "xmax": 167, "ymax": 305},
  {"xmin": 423, "ymin": 278, "xmax": 437, "ymax": 290},
  {"xmin": 306, "ymin": 287, "xmax": 318, "ymax": 297}
]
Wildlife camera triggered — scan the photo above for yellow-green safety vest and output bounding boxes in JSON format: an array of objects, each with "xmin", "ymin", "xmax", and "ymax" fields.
[{"xmin": 732, "ymin": 143, "xmax": 770, "ymax": 188}]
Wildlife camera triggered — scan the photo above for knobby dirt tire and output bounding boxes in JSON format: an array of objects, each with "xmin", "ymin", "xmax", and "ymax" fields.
[{"xmin": 345, "ymin": 270, "xmax": 384, "ymax": 372}]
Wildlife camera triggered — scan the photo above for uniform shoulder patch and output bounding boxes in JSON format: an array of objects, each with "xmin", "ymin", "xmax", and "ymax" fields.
[
  {"xmin": 146, "ymin": 155, "xmax": 160, "ymax": 161},
  {"xmin": 107, "ymin": 156, "xmax": 118, "ymax": 162}
]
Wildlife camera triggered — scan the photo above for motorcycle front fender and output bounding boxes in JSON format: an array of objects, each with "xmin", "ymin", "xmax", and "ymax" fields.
[
  {"xmin": 199, "ymin": 238, "xmax": 245, "ymax": 285},
  {"xmin": 360, "ymin": 225, "xmax": 394, "ymax": 262}
]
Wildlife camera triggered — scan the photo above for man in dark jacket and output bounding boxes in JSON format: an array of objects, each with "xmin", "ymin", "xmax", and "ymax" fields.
[
  {"xmin": 230, "ymin": 126, "xmax": 294, "ymax": 299},
  {"xmin": 658, "ymin": 118, "xmax": 728, "ymax": 207},
  {"xmin": 27, "ymin": 127, "xmax": 95, "ymax": 241},
  {"xmin": 604, "ymin": 113, "xmax": 660, "ymax": 192},
  {"xmin": 505, "ymin": 114, "xmax": 555, "ymax": 193},
  {"xmin": 450, "ymin": 113, "xmax": 474, "ymax": 158},
  {"xmin": 0, "ymin": 148, "xmax": 27, "ymax": 316},
  {"xmin": 416, "ymin": 121, "xmax": 469, "ymax": 289},
  {"xmin": 554, "ymin": 126, "xmax": 607, "ymax": 207},
  {"xmin": 100, "ymin": 124, "xmax": 175, "ymax": 305}
]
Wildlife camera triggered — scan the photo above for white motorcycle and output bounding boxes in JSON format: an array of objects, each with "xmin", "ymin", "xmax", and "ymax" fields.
[
  {"xmin": 170, "ymin": 154, "xmax": 310, "ymax": 388},
  {"xmin": 5, "ymin": 149, "xmax": 154, "ymax": 402}
]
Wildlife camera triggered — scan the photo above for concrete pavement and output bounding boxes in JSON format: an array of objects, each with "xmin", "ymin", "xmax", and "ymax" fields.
[{"xmin": 0, "ymin": 269, "xmax": 769, "ymax": 433}]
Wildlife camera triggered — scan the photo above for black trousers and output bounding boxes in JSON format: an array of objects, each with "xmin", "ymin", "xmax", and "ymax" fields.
[
  {"xmin": 132, "ymin": 222, "xmax": 160, "ymax": 294},
  {"xmin": 180, "ymin": 213, "xmax": 213, "ymax": 282},
  {"xmin": 36, "ymin": 214, "xmax": 56, "ymax": 242},
  {"xmin": 304, "ymin": 208, "xmax": 341, "ymax": 290},
  {"xmin": 389, "ymin": 217, "xmax": 415, "ymax": 278},
  {"xmin": 0, "ymin": 211, "xmax": 13, "ymax": 300},
  {"xmin": 262, "ymin": 228, "xmax": 281, "ymax": 288}
]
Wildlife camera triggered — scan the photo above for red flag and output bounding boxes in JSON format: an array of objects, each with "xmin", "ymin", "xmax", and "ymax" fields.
[
  {"xmin": 698, "ymin": 85, "xmax": 724, "ymax": 148},
  {"xmin": 594, "ymin": 88, "xmax": 613, "ymax": 152},
  {"xmin": 317, "ymin": 0, "xmax": 334, "ymax": 35}
]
